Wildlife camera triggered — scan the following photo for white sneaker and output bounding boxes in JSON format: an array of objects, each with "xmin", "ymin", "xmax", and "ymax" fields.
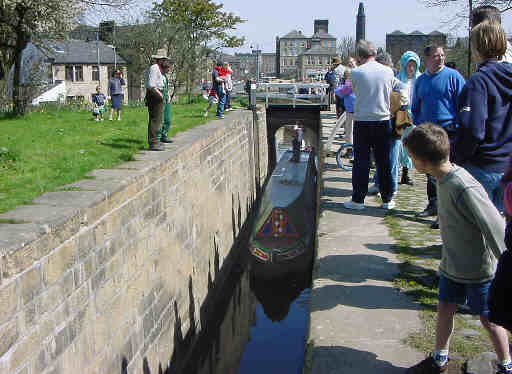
[
  {"xmin": 367, "ymin": 185, "xmax": 379, "ymax": 196},
  {"xmin": 343, "ymin": 200, "xmax": 365, "ymax": 210},
  {"xmin": 100, "ymin": 118, "xmax": 104, "ymax": 121},
  {"xmin": 203, "ymin": 111, "xmax": 208, "ymax": 117},
  {"xmin": 381, "ymin": 200, "xmax": 396, "ymax": 209},
  {"xmin": 94, "ymin": 118, "xmax": 99, "ymax": 121},
  {"xmin": 109, "ymin": 118, "xmax": 113, "ymax": 121},
  {"xmin": 117, "ymin": 118, "xmax": 121, "ymax": 121}
]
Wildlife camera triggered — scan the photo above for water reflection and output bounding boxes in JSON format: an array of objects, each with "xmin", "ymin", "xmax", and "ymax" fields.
[
  {"xmin": 238, "ymin": 262, "xmax": 312, "ymax": 374},
  {"xmin": 180, "ymin": 251, "xmax": 312, "ymax": 374}
]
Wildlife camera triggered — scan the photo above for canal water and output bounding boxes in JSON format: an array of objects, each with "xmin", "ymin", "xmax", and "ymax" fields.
[
  {"xmin": 178, "ymin": 127, "xmax": 314, "ymax": 374},
  {"xmin": 238, "ymin": 266, "xmax": 312, "ymax": 374}
]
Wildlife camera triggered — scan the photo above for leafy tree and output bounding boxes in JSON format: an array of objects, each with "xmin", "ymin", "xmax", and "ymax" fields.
[
  {"xmin": 152, "ymin": 0, "xmax": 245, "ymax": 102},
  {"xmin": 445, "ymin": 36, "xmax": 478, "ymax": 78},
  {"xmin": 0, "ymin": 0, "xmax": 136, "ymax": 116}
]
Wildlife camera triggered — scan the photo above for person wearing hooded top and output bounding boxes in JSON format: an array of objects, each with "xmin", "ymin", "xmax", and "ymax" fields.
[
  {"xmin": 455, "ymin": 21, "xmax": 512, "ymax": 214},
  {"xmin": 396, "ymin": 51, "xmax": 422, "ymax": 185}
]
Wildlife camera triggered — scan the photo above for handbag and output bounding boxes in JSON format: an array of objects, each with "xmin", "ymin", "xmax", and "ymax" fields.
[{"xmin": 394, "ymin": 110, "xmax": 413, "ymax": 137}]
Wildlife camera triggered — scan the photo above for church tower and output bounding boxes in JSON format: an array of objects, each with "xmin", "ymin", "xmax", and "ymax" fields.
[{"xmin": 356, "ymin": 2, "xmax": 366, "ymax": 44}]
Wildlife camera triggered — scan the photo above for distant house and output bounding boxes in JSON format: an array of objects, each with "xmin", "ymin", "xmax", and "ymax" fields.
[
  {"xmin": 276, "ymin": 19, "xmax": 337, "ymax": 80},
  {"xmin": 297, "ymin": 39, "xmax": 336, "ymax": 82},
  {"xmin": 385, "ymin": 30, "xmax": 447, "ymax": 68},
  {"xmin": 9, "ymin": 39, "xmax": 127, "ymax": 104}
]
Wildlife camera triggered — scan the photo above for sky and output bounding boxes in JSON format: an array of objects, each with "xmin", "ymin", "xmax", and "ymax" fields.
[
  {"xmin": 87, "ymin": 0, "xmax": 512, "ymax": 55},
  {"xmin": 213, "ymin": 0, "xmax": 512, "ymax": 54}
]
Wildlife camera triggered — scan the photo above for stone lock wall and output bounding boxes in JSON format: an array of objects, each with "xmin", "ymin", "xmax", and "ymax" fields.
[{"xmin": 0, "ymin": 108, "xmax": 268, "ymax": 374}]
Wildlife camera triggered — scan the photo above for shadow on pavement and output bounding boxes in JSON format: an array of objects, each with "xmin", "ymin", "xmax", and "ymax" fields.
[
  {"xmin": 322, "ymin": 186, "xmax": 352, "ymax": 198},
  {"xmin": 309, "ymin": 345, "xmax": 411, "ymax": 373},
  {"xmin": 315, "ymin": 253, "xmax": 398, "ymax": 283},
  {"xmin": 323, "ymin": 176, "xmax": 353, "ymax": 184},
  {"xmin": 320, "ymin": 198, "xmax": 388, "ymax": 218},
  {"xmin": 310, "ymin": 283, "xmax": 422, "ymax": 312},
  {"xmin": 392, "ymin": 212, "xmax": 437, "ymax": 226}
]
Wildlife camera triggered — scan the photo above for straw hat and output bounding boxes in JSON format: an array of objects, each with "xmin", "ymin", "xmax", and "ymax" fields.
[
  {"xmin": 151, "ymin": 49, "xmax": 169, "ymax": 60},
  {"xmin": 332, "ymin": 56, "xmax": 342, "ymax": 65}
]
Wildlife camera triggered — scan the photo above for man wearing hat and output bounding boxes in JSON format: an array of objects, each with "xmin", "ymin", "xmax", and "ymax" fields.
[
  {"xmin": 144, "ymin": 53, "xmax": 168, "ymax": 151},
  {"xmin": 332, "ymin": 56, "xmax": 346, "ymax": 118}
]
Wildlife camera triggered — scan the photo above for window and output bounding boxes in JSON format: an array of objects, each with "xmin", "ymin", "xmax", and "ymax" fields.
[
  {"xmin": 92, "ymin": 66, "xmax": 99, "ymax": 81},
  {"xmin": 75, "ymin": 66, "xmax": 83, "ymax": 81},
  {"xmin": 65, "ymin": 65, "xmax": 73, "ymax": 81},
  {"xmin": 65, "ymin": 65, "xmax": 84, "ymax": 82}
]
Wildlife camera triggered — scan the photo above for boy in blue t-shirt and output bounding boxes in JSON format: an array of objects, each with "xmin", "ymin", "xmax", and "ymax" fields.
[{"xmin": 92, "ymin": 86, "xmax": 106, "ymax": 121}]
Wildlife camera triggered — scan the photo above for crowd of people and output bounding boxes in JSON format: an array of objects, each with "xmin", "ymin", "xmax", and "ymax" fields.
[{"xmin": 331, "ymin": 5, "xmax": 512, "ymax": 374}]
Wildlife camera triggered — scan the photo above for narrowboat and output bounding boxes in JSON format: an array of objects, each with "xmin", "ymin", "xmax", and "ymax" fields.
[{"xmin": 249, "ymin": 149, "xmax": 317, "ymax": 276}]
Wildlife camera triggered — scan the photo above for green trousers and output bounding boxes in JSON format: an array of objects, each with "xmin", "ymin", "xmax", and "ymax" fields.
[{"xmin": 158, "ymin": 102, "xmax": 171, "ymax": 140}]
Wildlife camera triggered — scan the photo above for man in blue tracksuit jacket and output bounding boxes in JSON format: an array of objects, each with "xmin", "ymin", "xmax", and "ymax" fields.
[
  {"xmin": 411, "ymin": 44, "xmax": 466, "ymax": 222},
  {"xmin": 456, "ymin": 21, "xmax": 512, "ymax": 213}
]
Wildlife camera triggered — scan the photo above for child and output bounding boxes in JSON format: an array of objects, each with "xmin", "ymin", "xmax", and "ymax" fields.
[
  {"xmin": 335, "ymin": 68, "xmax": 355, "ymax": 145},
  {"xmin": 92, "ymin": 86, "xmax": 106, "ymax": 121},
  {"xmin": 403, "ymin": 123, "xmax": 510, "ymax": 374},
  {"xmin": 223, "ymin": 62, "xmax": 233, "ymax": 112}
]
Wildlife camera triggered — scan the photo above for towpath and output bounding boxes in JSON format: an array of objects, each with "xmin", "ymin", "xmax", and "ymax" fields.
[{"xmin": 307, "ymin": 111, "xmax": 425, "ymax": 373}]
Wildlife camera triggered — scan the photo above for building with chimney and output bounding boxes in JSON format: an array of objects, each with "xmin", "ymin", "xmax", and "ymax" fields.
[
  {"xmin": 275, "ymin": 19, "xmax": 336, "ymax": 79},
  {"xmin": 356, "ymin": 3, "xmax": 366, "ymax": 44}
]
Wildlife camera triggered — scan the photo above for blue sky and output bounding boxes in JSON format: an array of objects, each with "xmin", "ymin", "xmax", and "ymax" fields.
[{"xmin": 215, "ymin": 0, "xmax": 512, "ymax": 54}]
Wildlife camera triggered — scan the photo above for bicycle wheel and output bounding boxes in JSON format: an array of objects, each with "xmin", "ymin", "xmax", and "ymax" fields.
[{"xmin": 336, "ymin": 143, "xmax": 353, "ymax": 171}]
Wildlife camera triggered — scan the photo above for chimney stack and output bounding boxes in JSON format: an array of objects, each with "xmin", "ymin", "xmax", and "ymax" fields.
[{"xmin": 356, "ymin": 3, "xmax": 366, "ymax": 44}]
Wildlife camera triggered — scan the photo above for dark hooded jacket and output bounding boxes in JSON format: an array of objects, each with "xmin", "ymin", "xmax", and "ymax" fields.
[{"xmin": 456, "ymin": 61, "xmax": 512, "ymax": 172}]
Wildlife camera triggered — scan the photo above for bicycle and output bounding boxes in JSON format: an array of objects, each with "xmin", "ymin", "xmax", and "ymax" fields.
[{"xmin": 335, "ymin": 142, "xmax": 353, "ymax": 171}]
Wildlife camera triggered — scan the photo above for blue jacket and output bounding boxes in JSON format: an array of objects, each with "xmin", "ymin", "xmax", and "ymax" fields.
[
  {"xmin": 456, "ymin": 60, "xmax": 512, "ymax": 172},
  {"xmin": 411, "ymin": 67, "xmax": 465, "ymax": 127}
]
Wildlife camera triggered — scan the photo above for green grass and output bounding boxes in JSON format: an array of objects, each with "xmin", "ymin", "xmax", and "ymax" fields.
[{"xmin": 0, "ymin": 100, "xmax": 238, "ymax": 215}]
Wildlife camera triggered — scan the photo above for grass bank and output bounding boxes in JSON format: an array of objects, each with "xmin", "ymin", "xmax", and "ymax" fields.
[{"xmin": 0, "ymin": 100, "xmax": 243, "ymax": 215}]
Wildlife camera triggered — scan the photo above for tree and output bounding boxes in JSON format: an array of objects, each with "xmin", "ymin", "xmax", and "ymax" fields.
[
  {"xmin": 152, "ymin": 0, "xmax": 245, "ymax": 102},
  {"xmin": 336, "ymin": 36, "xmax": 356, "ymax": 65},
  {"xmin": 0, "ymin": 0, "xmax": 137, "ymax": 116},
  {"xmin": 421, "ymin": 0, "xmax": 512, "ymax": 77}
]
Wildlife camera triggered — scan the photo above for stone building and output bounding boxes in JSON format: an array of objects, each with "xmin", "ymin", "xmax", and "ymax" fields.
[
  {"xmin": 386, "ymin": 30, "xmax": 447, "ymax": 67},
  {"xmin": 297, "ymin": 39, "xmax": 336, "ymax": 81},
  {"xmin": 261, "ymin": 53, "xmax": 277, "ymax": 77},
  {"xmin": 275, "ymin": 19, "xmax": 336, "ymax": 79},
  {"xmin": 275, "ymin": 30, "xmax": 309, "ymax": 79}
]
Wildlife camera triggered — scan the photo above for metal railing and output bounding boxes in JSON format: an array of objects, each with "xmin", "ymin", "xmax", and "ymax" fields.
[{"xmin": 249, "ymin": 82, "xmax": 329, "ymax": 108}]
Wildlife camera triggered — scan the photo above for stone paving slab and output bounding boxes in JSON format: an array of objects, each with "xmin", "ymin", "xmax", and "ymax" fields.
[{"xmin": 308, "ymin": 112, "xmax": 425, "ymax": 373}]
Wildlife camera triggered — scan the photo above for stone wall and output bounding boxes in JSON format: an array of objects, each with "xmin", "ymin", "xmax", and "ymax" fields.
[{"xmin": 0, "ymin": 108, "xmax": 268, "ymax": 374}]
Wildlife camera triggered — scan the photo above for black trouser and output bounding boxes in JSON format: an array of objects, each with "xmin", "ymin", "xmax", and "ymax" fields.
[
  {"xmin": 146, "ymin": 89, "xmax": 164, "ymax": 147},
  {"xmin": 426, "ymin": 128, "xmax": 457, "ymax": 206}
]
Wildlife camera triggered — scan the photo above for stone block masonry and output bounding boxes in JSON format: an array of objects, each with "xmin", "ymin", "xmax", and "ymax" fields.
[{"xmin": 0, "ymin": 108, "xmax": 268, "ymax": 374}]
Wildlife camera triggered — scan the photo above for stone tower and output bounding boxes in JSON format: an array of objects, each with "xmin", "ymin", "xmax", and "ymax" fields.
[{"xmin": 356, "ymin": 2, "xmax": 366, "ymax": 44}]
